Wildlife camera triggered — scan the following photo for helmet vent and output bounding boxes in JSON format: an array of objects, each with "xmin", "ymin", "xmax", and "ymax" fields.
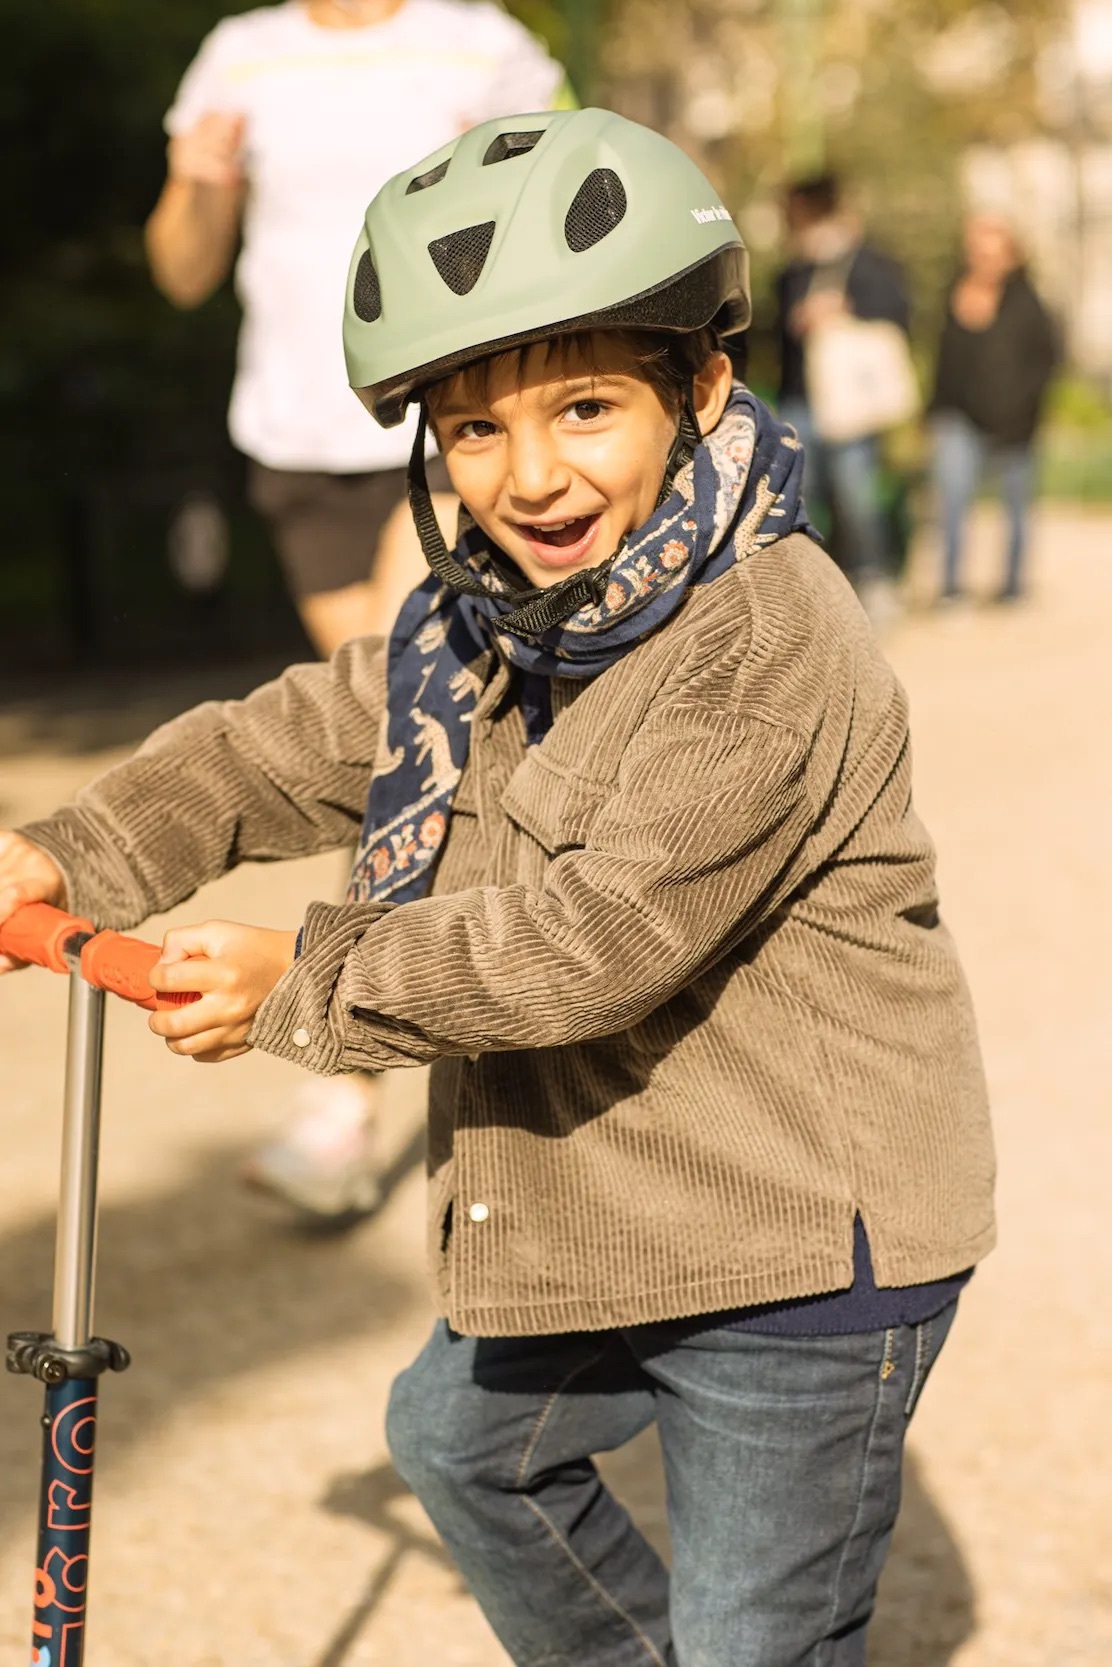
[
  {"xmin": 406, "ymin": 159, "xmax": 450, "ymax": 195},
  {"xmin": 428, "ymin": 221, "xmax": 496, "ymax": 296},
  {"xmin": 565, "ymin": 169, "xmax": 628, "ymax": 253},
  {"xmin": 482, "ymin": 130, "xmax": 544, "ymax": 166},
  {"xmin": 352, "ymin": 250, "xmax": 382, "ymax": 322}
]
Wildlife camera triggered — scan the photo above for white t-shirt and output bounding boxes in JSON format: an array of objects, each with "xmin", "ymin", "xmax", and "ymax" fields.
[{"xmin": 165, "ymin": 1, "xmax": 569, "ymax": 472}]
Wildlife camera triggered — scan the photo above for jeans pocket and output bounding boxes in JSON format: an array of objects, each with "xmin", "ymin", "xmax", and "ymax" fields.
[
  {"xmin": 903, "ymin": 1318, "xmax": 933, "ymax": 1417},
  {"xmin": 900, "ymin": 1298, "xmax": 960, "ymax": 1419}
]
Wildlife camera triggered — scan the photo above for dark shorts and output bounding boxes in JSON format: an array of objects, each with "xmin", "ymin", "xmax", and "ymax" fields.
[{"xmin": 247, "ymin": 455, "xmax": 452, "ymax": 599}]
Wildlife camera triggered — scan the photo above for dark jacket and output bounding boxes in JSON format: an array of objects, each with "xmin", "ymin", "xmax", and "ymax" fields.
[
  {"xmin": 776, "ymin": 244, "xmax": 911, "ymax": 406},
  {"xmin": 931, "ymin": 269, "xmax": 1059, "ymax": 447}
]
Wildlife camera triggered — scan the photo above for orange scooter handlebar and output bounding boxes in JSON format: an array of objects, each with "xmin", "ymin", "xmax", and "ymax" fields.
[
  {"xmin": 0, "ymin": 902, "xmax": 94, "ymax": 974},
  {"xmin": 0, "ymin": 903, "xmax": 199, "ymax": 1012},
  {"xmin": 79, "ymin": 932, "xmax": 199, "ymax": 1013}
]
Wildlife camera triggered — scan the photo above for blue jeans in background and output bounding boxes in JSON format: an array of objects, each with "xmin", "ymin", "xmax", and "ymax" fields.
[
  {"xmin": 931, "ymin": 410, "xmax": 1035, "ymax": 599},
  {"xmin": 386, "ymin": 1304, "xmax": 958, "ymax": 1666},
  {"xmin": 779, "ymin": 399, "xmax": 891, "ymax": 585}
]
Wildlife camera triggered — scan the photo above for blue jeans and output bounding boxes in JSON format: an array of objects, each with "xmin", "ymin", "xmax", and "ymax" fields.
[
  {"xmin": 779, "ymin": 400, "xmax": 891, "ymax": 584},
  {"xmin": 386, "ymin": 1304, "xmax": 958, "ymax": 1666},
  {"xmin": 931, "ymin": 411, "xmax": 1035, "ymax": 597}
]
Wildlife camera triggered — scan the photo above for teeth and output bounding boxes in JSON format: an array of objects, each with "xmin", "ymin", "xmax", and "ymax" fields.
[{"xmin": 533, "ymin": 518, "xmax": 583, "ymax": 532}]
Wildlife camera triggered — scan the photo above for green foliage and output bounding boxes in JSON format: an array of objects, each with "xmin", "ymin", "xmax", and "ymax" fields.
[
  {"xmin": 1044, "ymin": 374, "xmax": 1112, "ymax": 432},
  {"xmin": 596, "ymin": 0, "xmax": 1062, "ymax": 352},
  {"xmin": 503, "ymin": 1, "xmax": 571, "ymax": 55},
  {"xmin": 504, "ymin": 0, "xmax": 609, "ymax": 100},
  {"xmin": 0, "ymin": 1, "xmax": 241, "ymax": 475}
]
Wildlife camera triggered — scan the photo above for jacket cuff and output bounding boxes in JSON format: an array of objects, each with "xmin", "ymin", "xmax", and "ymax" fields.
[
  {"xmin": 248, "ymin": 897, "xmax": 397, "ymax": 1073},
  {"xmin": 16, "ymin": 810, "xmax": 155, "ymax": 931}
]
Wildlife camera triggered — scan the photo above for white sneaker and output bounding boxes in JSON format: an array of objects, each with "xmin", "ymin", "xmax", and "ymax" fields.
[{"xmin": 242, "ymin": 1075, "xmax": 382, "ymax": 1219}]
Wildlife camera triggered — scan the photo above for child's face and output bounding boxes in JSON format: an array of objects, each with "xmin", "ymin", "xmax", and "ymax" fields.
[{"xmin": 429, "ymin": 337, "xmax": 732, "ymax": 590}]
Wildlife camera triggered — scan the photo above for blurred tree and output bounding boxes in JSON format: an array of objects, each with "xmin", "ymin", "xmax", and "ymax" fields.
[
  {"xmin": 0, "ymin": 1, "xmax": 588, "ymax": 665},
  {"xmin": 0, "ymin": 0, "xmax": 592, "ymax": 490},
  {"xmin": 595, "ymin": 0, "xmax": 1064, "ymax": 353},
  {"xmin": 0, "ymin": 0, "xmax": 1069, "ymax": 665},
  {"xmin": 0, "ymin": 2, "xmax": 253, "ymax": 664}
]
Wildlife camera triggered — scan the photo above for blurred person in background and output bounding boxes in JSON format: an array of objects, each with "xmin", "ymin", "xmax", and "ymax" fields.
[
  {"xmin": 145, "ymin": 0, "xmax": 573, "ymax": 1219},
  {"xmin": 929, "ymin": 213, "xmax": 1059, "ymax": 605},
  {"xmin": 775, "ymin": 173, "xmax": 911, "ymax": 629}
]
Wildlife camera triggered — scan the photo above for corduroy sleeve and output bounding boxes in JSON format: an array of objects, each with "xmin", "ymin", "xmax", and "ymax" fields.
[
  {"xmin": 249, "ymin": 706, "xmax": 813, "ymax": 1073},
  {"xmin": 17, "ymin": 638, "xmax": 386, "ymax": 930}
]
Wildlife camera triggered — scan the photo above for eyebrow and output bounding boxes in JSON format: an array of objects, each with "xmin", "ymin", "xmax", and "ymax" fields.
[
  {"xmin": 430, "ymin": 397, "xmax": 486, "ymax": 420},
  {"xmin": 432, "ymin": 373, "xmax": 629, "ymax": 421}
]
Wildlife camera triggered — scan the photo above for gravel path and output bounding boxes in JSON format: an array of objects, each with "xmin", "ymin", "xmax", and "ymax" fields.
[{"xmin": 1, "ymin": 505, "xmax": 1109, "ymax": 1665}]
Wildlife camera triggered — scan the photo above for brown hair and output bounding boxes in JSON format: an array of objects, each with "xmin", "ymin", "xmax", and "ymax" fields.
[
  {"xmin": 424, "ymin": 327, "xmax": 721, "ymax": 425},
  {"xmin": 784, "ymin": 172, "xmax": 841, "ymax": 221}
]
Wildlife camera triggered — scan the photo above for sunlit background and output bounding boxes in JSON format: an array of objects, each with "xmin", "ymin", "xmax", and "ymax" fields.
[
  {"xmin": 2, "ymin": 0, "xmax": 1111, "ymax": 669},
  {"xmin": 1, "ymin": 6, "xmax": 1110, "ymax": 1666}
]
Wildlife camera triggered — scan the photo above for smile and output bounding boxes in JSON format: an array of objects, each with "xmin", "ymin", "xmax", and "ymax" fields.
[{"xmin": 516, "ymin": 513, "xmax": 603, "ymax": 568}]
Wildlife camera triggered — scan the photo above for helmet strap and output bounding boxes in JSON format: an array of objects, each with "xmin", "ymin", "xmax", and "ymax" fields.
[
  {"xmin": 407, "ymin": 407, "xmax": 489, "ymax": 601},
  {"xmin": 656, "ymin": 385, "xmax": 702, "ymax": 510},
  {"xmin": 405, "ymin": 382, "xmax": 703, "ymax": 640}
]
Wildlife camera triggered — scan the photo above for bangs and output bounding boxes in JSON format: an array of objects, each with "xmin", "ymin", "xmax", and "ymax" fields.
[{"xmin": 424, "ymin": 327, "xmax": 721, "ymax": 422}]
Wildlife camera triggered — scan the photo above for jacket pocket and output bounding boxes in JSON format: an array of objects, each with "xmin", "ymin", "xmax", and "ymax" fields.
[{"xmin": 500, "ymin": 754, "xmax": 611, "ymax": 855}]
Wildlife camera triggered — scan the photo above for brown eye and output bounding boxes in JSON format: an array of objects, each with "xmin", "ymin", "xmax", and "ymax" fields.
[{"xmin": 567, "ymin": 400, "xmax": 605, "ymax": 422}]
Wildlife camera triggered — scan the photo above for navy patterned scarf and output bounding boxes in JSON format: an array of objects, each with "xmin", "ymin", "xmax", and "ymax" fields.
[{"xmin": 347, "ymin": 386, "xmax": 811, "ymax": 904}]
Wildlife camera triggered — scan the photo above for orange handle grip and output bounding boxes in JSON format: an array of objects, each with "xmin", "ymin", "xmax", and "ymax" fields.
[
  {"xmin": 0, "ymin": 902, "xmax": 95, "ymax": 973},
  {"xmin": 79, "ymin": 932, "xmax": 200, "ymax": 1013}
]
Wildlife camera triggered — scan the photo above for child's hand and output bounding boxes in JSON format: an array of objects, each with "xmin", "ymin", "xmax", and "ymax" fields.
[
  {"xmin": 0, "ymin": 832, "xmax": 67, "ymax": 973},
  {"xmin": 147, "ymin": 920, "xmax": 298, "ymax": 1063}
]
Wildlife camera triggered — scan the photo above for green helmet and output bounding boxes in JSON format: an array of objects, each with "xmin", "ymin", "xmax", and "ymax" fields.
[{"xmin": 344, "ymin": 106, "xmax": 750, "ymax": 427}]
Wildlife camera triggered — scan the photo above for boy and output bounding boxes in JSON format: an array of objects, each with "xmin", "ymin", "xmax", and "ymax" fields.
[{"xmin": 0, "ymin": 110, "xmax": 994, "ymax": 1663}]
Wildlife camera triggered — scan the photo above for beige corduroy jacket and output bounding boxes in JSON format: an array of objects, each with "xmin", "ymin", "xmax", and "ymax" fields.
[{"xmin": 22, "ymin": 532, "xmax": 995, "ymax": 1336}]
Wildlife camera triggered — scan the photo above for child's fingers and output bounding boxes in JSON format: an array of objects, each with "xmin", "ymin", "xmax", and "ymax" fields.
[
  {"xmin": 154, "ymin": 923, "xmax": 240, "ymax": 992},
  {"xmin": 0, "ymin": 876, "xmax": 60, "ymax": 920},
  {"xmin": 148, "ymin": 954, "xmax": 223, "ymax": 995},
  {"xmin": 158, "ymin": 922, "xmax": 226, "ymax": 964},
  {"xmin": 0, "ymin": 877, "xmax": 52, "ymax": 972},
  {"xmin": 162, "ymin": 1024, "xmax": 251, "ymax": 1060},
  {"xmin": 191, "ymin": 1042, "xmax": 252, "ymax": 1065},
  {"xmin": 148, "ymin": 992, "xmax": 230, "ymax": 1040}
]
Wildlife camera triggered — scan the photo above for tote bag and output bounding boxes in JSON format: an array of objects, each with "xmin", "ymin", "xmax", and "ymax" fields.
[{"xmin": 804, "ymin": 313, "xmax": 921, "ymax": 444}]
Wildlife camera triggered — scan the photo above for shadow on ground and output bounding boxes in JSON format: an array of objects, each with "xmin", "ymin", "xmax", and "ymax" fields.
[
  {"xmin": 315, "ymin": 1427, "xmax": 975, "ymax": 1667},
  {"xmin": 600, "ymin": 1432, "xmax": 976, "ymax": 1667},
  {"xmin": 316, "ymin": 1461, "xmax": 463, "ymax": 1667},
  {"xmin": 0, "ymin": 1130, "xmax": 425, "ymax": 1557}
]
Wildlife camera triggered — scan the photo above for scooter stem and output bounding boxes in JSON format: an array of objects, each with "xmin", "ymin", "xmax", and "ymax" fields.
[
  {"xmin": 1, "ymin": 903, "xmax": 186, "ymax": 1665},
  {"xmin": 53, "ymin": 977, "xmax": 106, "ymax": 1352},
  {"xmin": 7, "ymin": 965, "xmax": 129, "ymax": 1667}
]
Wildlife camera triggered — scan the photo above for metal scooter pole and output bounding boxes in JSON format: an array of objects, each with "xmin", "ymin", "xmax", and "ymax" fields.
[
  {"xmin": 8, "ymin": 961, "xmax": 130, "ymax": 1667},
  {"xmin": 2, "ymin": 903, "xmax": 198, "ymax": 1667}
]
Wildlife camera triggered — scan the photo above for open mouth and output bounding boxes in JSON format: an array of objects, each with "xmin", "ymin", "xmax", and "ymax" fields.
[
  {"xmin": 515, "ymin": 512, "xmax": 603, "ymax": 569},
  {"xmin": 525, "ymin": 515, "xmax": 599, "ymax": 548}
]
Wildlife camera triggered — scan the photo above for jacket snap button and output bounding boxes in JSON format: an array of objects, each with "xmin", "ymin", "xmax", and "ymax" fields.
[
  {"xmin": 292, "ymin": 1027, "xmax": 311, "ymax": 1048},
  {"xmin": 468, "ymin": 1202, "xmax": 490, "ymax": 1224}
]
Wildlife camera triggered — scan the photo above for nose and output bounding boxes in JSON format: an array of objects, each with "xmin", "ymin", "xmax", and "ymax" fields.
[{"xmin": 505, "ymin": 422, "xmax": 571, "ymax": 512}]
